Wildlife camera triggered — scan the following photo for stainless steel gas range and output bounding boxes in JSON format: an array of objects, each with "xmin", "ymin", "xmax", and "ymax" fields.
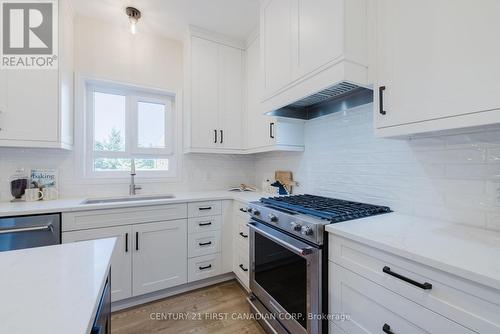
[{"xmin": 246, "ymin": 194, "xmax": 391, "ymax": 334}]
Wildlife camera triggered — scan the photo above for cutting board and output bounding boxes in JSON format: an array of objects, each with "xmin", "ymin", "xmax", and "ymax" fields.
[{"xmin": 275, "ymin": 171, "xmax": 296, "ymax": 194}]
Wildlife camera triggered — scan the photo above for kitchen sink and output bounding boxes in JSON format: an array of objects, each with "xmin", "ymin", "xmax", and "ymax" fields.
[{"xmin": 81, "ymin": 195, "xmax": 175, "ymax": 205}]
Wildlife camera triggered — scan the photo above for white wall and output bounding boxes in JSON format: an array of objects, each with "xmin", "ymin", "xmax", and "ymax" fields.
[
  {"xmin": 255, "ymin": 104, "xmax": 500, "ymax": 231},
  {"xmin": 0, "ymin": 16, "xmax": 255, "ymax": 201}
]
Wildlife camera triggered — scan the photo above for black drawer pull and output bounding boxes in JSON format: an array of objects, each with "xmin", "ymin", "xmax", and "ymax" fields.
[
  {"xmin": 239, "ymin": 264, "xmax": 248, "ymax": 272},
  {"xmin": 199, "ymin": 241, "xmax": 212, "ymax": 246},
  {"xmin": 379, "ymin": 86, "xmax": 387, "ymax": 115},
  {"xmin": 270, "ymin": 122, "xmax": 275, "ymax": 139},
  {"xmin": 135, "ymin": 232, "xmax": 139, "ymax": 251},
  {"xmin": 383, "ymin": 266, "xmax": 432, "ymax": 290},
  {"xmin": 198, "ymin": 206, "xmax": 212, "ymax": 211},
  {"xmin": 198, "ymin": 222, "xmax": 212, "ymax": 227},
  {"xmin": 199, "ymin": 264, "xmax": 212, "ymax": 270},
  {"xmin": 383, "ymin": 323, "xmax": 394, "ymax": 334},
  {"xmin": 125, "ymin": 233, "xmax": 129, "ymax": 253},
  {"xmin": 239, "ymin": 208, "xmax": 247, "ymax": 213},
  {"xmin": 239, "ymin": 232, "xmax": 248, "ymax": 238},
  {"xmin": 214, "ymin": 130, "xmax": 217, "ymax": 143}
]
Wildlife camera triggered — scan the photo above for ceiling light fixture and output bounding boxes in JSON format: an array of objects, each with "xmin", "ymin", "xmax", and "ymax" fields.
[{"xmin": 126, "ymin": 7, "xmax": 141, "ymax": 34}]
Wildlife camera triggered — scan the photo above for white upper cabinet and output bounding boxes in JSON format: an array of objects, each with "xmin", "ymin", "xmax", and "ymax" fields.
[
  {"xmin": 184, "ymin": 29, "xmax": 244, "ymax": 153},
  {"xmin": 261, "ymin": 0, "xmax": 294, "ymax": 94},
  {"xmin": 0, "ymin": 0, "xmax": 74, "ymax": 149},
  {"xmin": 260, "ymin": 0, "xmax": 370, "ymax": 113},
  {"xmin": 374, "ymin": 0, "xmax": 500, "ymax": 137},
  {"xmin": 245, "ymin": 34, "xmax": 305, "ymax": 153}
]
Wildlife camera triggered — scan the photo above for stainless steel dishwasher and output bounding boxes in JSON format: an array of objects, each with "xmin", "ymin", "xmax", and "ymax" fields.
[{"xmin": 0, "ymin": 214, "xmax": 61, "ymax": 252}]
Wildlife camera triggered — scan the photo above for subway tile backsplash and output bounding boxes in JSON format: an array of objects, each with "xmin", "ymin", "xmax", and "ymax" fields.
[{"xmin": 255, "ymin": 104, "xmax": 500, "ymax": 231}]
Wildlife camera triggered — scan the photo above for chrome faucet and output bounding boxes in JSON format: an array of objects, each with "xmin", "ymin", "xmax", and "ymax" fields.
[{"xmin": 129, "ymin": 159, "xmax": 142, "ymax": 196}]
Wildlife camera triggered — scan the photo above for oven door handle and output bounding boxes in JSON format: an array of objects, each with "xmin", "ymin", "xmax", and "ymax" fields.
[{"xmin": 247, "ymin": 222, "xmax": 314, "ymax": 256}]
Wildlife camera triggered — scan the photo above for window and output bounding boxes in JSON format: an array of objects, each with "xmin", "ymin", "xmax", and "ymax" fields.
[{"xmin": 85, "ymin": 81, "xmax": 176, "ymax": 178}]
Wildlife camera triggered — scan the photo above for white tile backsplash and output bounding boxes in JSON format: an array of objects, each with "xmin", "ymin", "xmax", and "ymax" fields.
[{"xmin": 255, "ymin": 103, "xmax": 500, "ymax": 231}]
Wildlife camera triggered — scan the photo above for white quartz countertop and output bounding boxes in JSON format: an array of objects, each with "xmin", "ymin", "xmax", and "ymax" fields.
[
  {"xmin": 0, "ymin": 190, "xmax": 265, "ymax": 217},
  {"xmin": 0, "ymin": 238, "xmax": 116, "ymax": 334},
  {"xmin": 325, "ymin": 213, "xmax": 500, "ymax": 291}
]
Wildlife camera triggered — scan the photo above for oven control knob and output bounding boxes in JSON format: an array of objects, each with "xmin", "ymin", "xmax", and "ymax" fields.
[
  {"xmin": 247, "ymin": 208, "xmax": 253, "ymax": 213},
  {"xmin": 290, "ymin": 222, "xmax": 302, "ymax": 231},
  {"xmin": 268, "ymin": 213, "xmax": 278, "ymax": 222},
  {"xmin": 253, "ymin": 210, "xmax": 261, "ymax": 216},
  {"xmin": 301, "ymin": 226, "xmax": 313, "ymax": 236}
]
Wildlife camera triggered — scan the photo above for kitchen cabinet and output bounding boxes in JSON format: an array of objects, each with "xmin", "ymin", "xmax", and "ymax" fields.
[
  {"xmin": 329, "ymin": 234, "xmax": 500, "ymax": 333},
  {"xmin": 245, "ymin": 34, "xmax": 304, "ymax": 153},
  {"xmin": 0, "ymin": 0, "xmax": 74, "ymax": 149},
  {"xmin": 374, "ymin": 0, "xmax": 500, "ymax": 137},
  {"xmin": 62, "ymin": 226, "xmax": 132, "ymax": 302},
  {"xmin": 260, "ymin": 0, "xmax": 370, "ymax": 113},
  {"xmin": 132, "ymin": 220, "xmax": 187, "ymax": 296},
  {"xmin": 232, "ymin": 202, "xmax": 250, "ymax": 290},
  {"xmin": 185, "ymin": 30, "xmax": 244, "ymax": 153}
]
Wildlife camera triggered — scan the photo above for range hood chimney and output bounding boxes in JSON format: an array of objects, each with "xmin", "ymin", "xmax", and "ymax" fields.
[{"xmin": 265, "ymin": 82, "xmax": 373, "ymax": 120}]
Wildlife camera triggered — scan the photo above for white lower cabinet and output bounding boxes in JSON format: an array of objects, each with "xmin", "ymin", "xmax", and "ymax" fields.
[
  {"xmin": 62, "ymin": 225, "xmax": 133, "ymax": 302},
  {"xmin": 132, "ymin": 220, "xmax": 188, "ymax": 296},
  {"xmin": 330, "ymin": 263, "xmax": 474, "ymax": 334},
  {"xmin": 232, "ymin": 202, "xmax": 250, "ymax": 289},
  {"xmin": 329, "ymin": 234, "xmax": 500, "ymax": 333},
  {"xmin": 188, "ymin": 253, "xmax": 222, "ymax": 282},
  {"xmin": 188, "ymin": 230, "xmax": 221, "ymax": 258}
]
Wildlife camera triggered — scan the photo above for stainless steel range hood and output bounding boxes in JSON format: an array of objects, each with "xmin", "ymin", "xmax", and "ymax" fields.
[{"xmin": 265, "ymin": 82, "xmax": 373, "ymax": 120}]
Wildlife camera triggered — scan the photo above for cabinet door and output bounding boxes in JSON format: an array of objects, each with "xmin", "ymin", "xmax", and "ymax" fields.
[
  {"xmin": 246, "ymin": 36, "xmax": 277, "ymax": 149},
  {"xmin": 261, "ymin": 0, "xmax": 294, "ymax": 97},
  {"xmin": 1, "ymin": 70, "xmax": 58, "ymax": 142},
  {"xmin": 375, "ymin": 0, "xmax": 500, "ymax": 129},
  {"xmin": 294, "ymin": 0, "xmax": 344, "ymax": 79},
  {"xmin": 191, "ymin": 37, "xmax": 219, "ymax": 148},
  {"xmin": 62, "ymin": 226, "xmax": 132, "ymax": 302},
  {"xmin": 218, "ymin": 45, "xmax": 243, "ymax": 149},
  {"xmin": 132, "ymin": 220, "xmax": 187, "ymax": 296}
]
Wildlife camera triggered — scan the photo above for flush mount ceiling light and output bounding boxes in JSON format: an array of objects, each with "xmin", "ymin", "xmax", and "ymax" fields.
[{"xmin": 126, "ymin": 6, "xmax": 141, "ymax": 34}]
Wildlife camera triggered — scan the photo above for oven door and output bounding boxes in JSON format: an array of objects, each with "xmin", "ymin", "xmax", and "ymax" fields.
[{"xmin": 249, "ymin": 220, "xmax": 322, "ymax": 334}]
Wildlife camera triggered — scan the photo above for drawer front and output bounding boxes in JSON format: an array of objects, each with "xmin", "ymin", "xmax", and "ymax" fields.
[
  {"xmin": 235, "ymin": 217, "xmax": 249, "ymax": 248},
  {"xmin": 188, "ymin": 230, "xmax": 221, "ymax": 258},
  {"xmin": 62, "ymin": 204, "xmax": 187, "ymax": 231},
  {"xmin": 330, "ymin": 263, "xmax": 475, "ymax": 334},
  {"xmin": 188, "ymin": 201, "xmax": 222, "ymax": 218},
  {"xmin": 234, "ymin": 247, "xmax": 249, "ymax": 289},
  {"xmin": 188, "ymin": 216, "xmax": 222, "ymax": 234},
  {"xmin": 329, "ymin": 234, "xmax": 500, "ymax": 333},
  {"xmin": 188, "ymin": 253, "xmax": 222, "ymax": 282},
  {"xmin": 234, "ymin": 201, "xmax": 250, "ymax": 219}
]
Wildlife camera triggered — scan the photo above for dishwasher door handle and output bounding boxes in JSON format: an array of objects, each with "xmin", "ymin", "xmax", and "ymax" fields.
[{"xmin": 0, "ymin": 223, "xmax": 53, "ymax": 235}]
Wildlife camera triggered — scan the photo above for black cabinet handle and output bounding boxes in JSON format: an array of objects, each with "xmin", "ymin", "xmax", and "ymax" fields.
[
  {"xmin": 379, "ymin": 86, "xmax": 387, "ymax": 115},
  {"xmin": 239, "ymin": 208, "xmax": 247, "ymax": 213},
  {"xmin": 125, "ymin": 233, "xmax": 129, "ymax": 253},
  {"xmin": 383, "ymin": 324, "xmax": 394, "ymax": 334},
  {"xmin": 135, "ymin": 232, "xmax": 139, "ymax": 251},
  {"xmin": 199, "ymin": 264, "xmax": 212, "ymax": 270},
  {"xmin": 383, "ymin": 266, "xmax": 432, "ymax": 290},
  {"xmin": 239, "ymin": 232, "xmax": 248, "ymax": 238},
  {"xmin": 220, "ymin": 130, "xmax": 223, "ymax": 143},
  {"xmin": 214, "ymin": 130, "xmax": 218, "ymax": 143},
  {"xmin": 199, "ymin": 241, "xmax": 212, "ymax": 246},
  {"xmin": 239, "ymin": 264, "xmax": 248, "ymax": 272},
  {"xmin": 198, "ymin": 222, "xmax": 212, "ymax": 227},
  {"xmin": 198, "ymin": 206, "xmax": 212, "ymax": 211},
  {"xmin": 270, "ymin": 122, "xmax": 275, "ymax": 139}
]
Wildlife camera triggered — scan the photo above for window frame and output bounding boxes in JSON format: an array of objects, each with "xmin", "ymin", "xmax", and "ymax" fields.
[{"xmin": 84, "ymin": 81, "xmax": 176, "ymax": 179}]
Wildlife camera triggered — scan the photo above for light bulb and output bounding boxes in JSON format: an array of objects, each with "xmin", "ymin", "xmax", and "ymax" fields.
[{"xmin": 129, "ymin": 17, "xmax": 138, "ymax": 34}]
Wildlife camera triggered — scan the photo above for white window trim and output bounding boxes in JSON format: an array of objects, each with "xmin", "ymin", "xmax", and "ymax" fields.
[{"xmin": 83, "ymin": 79, "xmax": 178, "ymax": 179}]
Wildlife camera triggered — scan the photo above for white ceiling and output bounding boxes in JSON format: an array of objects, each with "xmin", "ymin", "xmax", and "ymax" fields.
[{"xmin": 70, "ymin": 0, "xmax": 260, "ymax": 41}]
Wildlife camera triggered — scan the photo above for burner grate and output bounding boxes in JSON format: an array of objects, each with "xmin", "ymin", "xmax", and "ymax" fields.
[{"xmin": 260, "ymin": 194, "xmax": 391, "ymax": 222}]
